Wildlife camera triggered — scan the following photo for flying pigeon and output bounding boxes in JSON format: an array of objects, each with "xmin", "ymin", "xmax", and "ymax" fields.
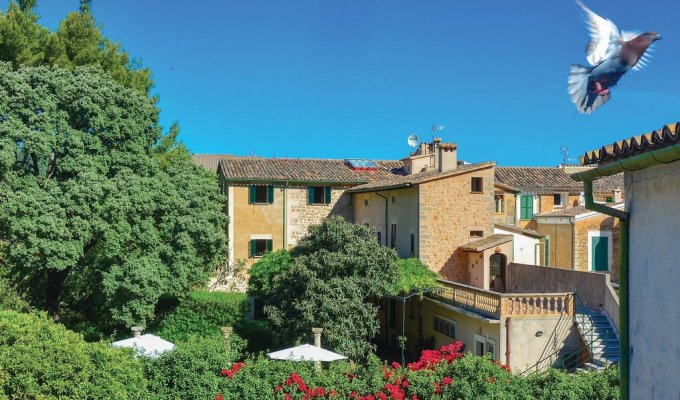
[{"xmin": 568, "ymin": 1, "xmax": 661, "ymax": 114}]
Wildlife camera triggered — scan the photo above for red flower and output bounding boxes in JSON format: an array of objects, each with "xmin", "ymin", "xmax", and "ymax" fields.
[
  {"xmin": 401, "ymin": 380, "xmax": 409, "ymax": 388},
  {"xmin": 315, "ymin": 387, "xmax": 325, "ymax": 396},
  {"xmin": 411, "ymin": 396, "xmax": 419, "ymax": 400},
  {"xmin": 285, "ymin": 394, "xmax": 292, "ymax": 400},
  {"xmin": 376, "ymin": 393, "xmax": 388, "ymax": 400},
  {"xmin": 215, "ymin": 394, "xmax": 223, "ymax": 400},
  {"xmin": 391, "ymin": 362, "xmax": 401, "ymax": 369},
  {"xmin": 442, "ymin": 376, "xmax": 452, "ymax": 386},
  {"xmin": 434, "ymin": 383, "xmax": 442, "ymax": 394},
  {"xmin": 276, "ymin": 385, "xmax": 283, "ymax": 392}
]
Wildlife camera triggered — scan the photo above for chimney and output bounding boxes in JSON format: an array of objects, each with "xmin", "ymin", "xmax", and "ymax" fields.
[
  {"xmin": 131, "ymin": 326, "xmax": 143, "ymax": 338},
  {"xmin": 312, "ymin": 327, "xmax": 323, "ymax": 348},
  {"xmin": 613, "ymin": 189, "xmax": 623, "ymax": 203},
  {"xmin": 437, "ymin": 141, "xmax": 457, "ymax": 172}
]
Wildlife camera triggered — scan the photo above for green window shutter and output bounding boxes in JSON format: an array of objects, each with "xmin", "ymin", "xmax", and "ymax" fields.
[
  {"xmin": 267, "ymin": 185, "xmax": 274, "ymax": 204},
  {"xmin": 324, "ymin": 187, "xmax": 332, "ymax": 204},
  {"xmin": 249, "ymin": 185, "xmax": 256, "ymax": 204},
  {"xmin": 266, "ymin": 240, "xmax": 273, "ymax": 252},
  {"xmin": 544, "ymin": 238, "xmax": 550, "ymax": 266},
  {"xmin": 308, "ymin": 187, "xmax": 314, "ymax": 204},
  {"xmin": 520, "ymin": 195, "xmax": 533, "ymax": 220},
  {"xmin": 249, "ymin": 240, "xmax": 256, "ymax": 258}
]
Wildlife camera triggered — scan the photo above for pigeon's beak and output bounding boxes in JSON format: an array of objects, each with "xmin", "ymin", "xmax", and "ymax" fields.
[{"xmin": 654, "ymin": 34, "xmax": 662, "ymax": 41}]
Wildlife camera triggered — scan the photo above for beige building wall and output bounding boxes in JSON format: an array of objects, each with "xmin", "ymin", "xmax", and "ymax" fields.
[
  {"xmin": 287, "ymin": 185, "xmax": 352, "ymax": 245},
  {"xmin": 535, "ymin": 219, "xmax": 574, "ymax": 269},
  {"xmin": 508, "ymin": 317, "xmax": 578, "ymax": 371},
  {"xmin": 419, "ymin": 165, "xmax": 495, "ymax": 281},
  {"xmin": 422, "ymin": 299, "xmax": 503, "ymax": 362},
  {"xmin": 353, "ymin": 188, "xmax": 420, "ymax": 258},
  {"xmin": 493, "ymin": 189, "xmax": 517, "ymax": 226}
]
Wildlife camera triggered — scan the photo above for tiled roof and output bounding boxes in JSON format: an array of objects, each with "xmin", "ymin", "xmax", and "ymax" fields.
[
  {"xmin": 494, "ymin": 223, "xmax": 545, "ymax": 238},
  {"xmin": 192, "ymin": 154, "xmax": 234, "ymax": 172},
  {"xmin": 495, "ymin": 167, "xmax": 623, "ymax": 193},
  {"xmin": 536, "ymin": 202, "xmax": 625, "ymax": 218},
  {"xmin": 218, "ymin": 157, "xmax": 404, "ymax": 183},
  {"xmin": 581, "ymin": 122, "xmax": 680, "ymax": 166},
  {"xmin": 346, "ymin": 162, "xmax": 495, "ymax": 193},
  {"xmin": 459, "ymin": 234, "xmax": 513, "ymax": 252}
]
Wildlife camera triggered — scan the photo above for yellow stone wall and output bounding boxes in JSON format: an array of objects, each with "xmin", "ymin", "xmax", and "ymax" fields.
[
  {"xmin": 418, "ymin": 165, "xmax": 495, "ymax": 281},
  {"xmin": 574, "ymin": 214, "xmax": 620, "ymax": 280}
]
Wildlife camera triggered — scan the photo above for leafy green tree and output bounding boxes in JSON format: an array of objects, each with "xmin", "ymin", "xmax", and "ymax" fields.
[
  {"xmin": 0, "ymin": 0, "xmax": 152, "ymax": 94},
  {"xmin": 0, "ymin": 310, "xmax": 149, "ymax": 399},
  {"xmin": 0, "ymin": 64, "xmax": 227, "ymax": 328},
  {"xmin": 266, "ymin": 216, "xmax": 399, "ymax": 361},
  {"xmin": 247, "ymin": 249, "xmax": 293, "ymax": 300}
]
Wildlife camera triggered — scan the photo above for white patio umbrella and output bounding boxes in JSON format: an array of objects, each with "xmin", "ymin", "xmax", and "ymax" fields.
[
  {"xmin": 267, "ymin": 344, "xmax": 346, "ymax": 362},
  {"xmin": 112, "ymin": 333, "xmax": 175, "ymax": 358}
]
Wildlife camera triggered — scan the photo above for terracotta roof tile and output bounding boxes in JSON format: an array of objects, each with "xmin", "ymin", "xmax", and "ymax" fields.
[
  {"xmin": 581, "ymin": 122, "xmax": 680, "ymax": 165},
  {"xmin": 219, "ymin": 157, "xmax": 404, "ymax": 183},
  {"xmin": 536, "ymin": 202, "xmax": 624, "ymax": 218},
  {"xmin": 192, "ymin": 154, "xmax": 234, "ymax": 172},
  {"xmin": 459, "ymin": 234, "xmax": 513, "ymax": 252},
  {"xmin": 346, "ymin": 162, "xmax": 495, "ymax": 193},
  {"xmin": 495, "ymin": 167, "xmax": 623, "ymax": 193},
  {"xmin": 494, "ymin": 223, "xmax": 545, "ymax": 238}
]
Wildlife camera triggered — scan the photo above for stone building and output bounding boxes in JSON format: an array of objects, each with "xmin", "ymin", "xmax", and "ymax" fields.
[{"xmin": 216, "ymin": 157, "xmax": 403, "ymax": 267}]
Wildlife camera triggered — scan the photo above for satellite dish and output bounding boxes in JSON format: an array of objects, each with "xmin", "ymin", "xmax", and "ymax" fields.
[{"xmin": 407, "ymin": 134, "xmax": 419, "ymax": 148}]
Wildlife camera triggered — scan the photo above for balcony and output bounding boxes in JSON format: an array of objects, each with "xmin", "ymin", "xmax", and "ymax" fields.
[{"xmin": 427, "ymin": 280, "xmax": 574, "ymax": 320}]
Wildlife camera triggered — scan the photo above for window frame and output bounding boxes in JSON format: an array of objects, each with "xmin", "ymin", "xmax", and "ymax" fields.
[
  {"xmin": 519, "ymin": 194, "xmax": 534, "ymax": 220},
  {"xmin": 494, "ymin": 194, "xmax": 505, "ymax": 213},
  {"xmin": 308, "ymin": 186, "xmax": 332, "ymax": 205},
  {"xmin": 469, "ymin": 230, "xmax": 484, "ymax": 238},
  {"xmin": 248, "ymin": 185, "xmax": 274, "ymax": 205},
  {"xmin": 433, "ymin": 315, "xmax": 457, "ymax": 339},
  {"xmin": 471, "ymin": 177, "xmax": 484, "ymax": 193},
  {"xmin": 390, "ymin": 223, "xmax": 397, "ymax": 250},
  {"xmin": 249, "ymin": 238, "xmax": 273, "ymax": 258}
]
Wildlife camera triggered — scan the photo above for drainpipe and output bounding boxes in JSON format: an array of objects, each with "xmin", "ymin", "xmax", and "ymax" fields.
[
  {"xmin": 375, "ymin": 192, "xmax": 388, "ymax": 246},
  {"xmin": 572, "ymin": 140, "xmax": 680, "ymax": 400},
  {"xmin": 505, "ymin": 317, "xmax": 511, "ymax": 368}
]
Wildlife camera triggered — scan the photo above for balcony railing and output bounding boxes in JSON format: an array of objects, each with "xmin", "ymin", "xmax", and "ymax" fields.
[{"xmin": 428, "ymin": 280, "xmax": 574, "ymax": 320}]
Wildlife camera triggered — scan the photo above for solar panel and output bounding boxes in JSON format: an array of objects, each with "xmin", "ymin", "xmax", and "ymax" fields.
[{"xmin": 345, "ymin": 159, "xmax": 377, "ymax": 170}]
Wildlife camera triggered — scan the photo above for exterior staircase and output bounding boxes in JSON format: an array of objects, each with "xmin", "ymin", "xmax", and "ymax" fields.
[{"xmin": 575, "ymin": 308, "xmax": 620, "ymax": 371}]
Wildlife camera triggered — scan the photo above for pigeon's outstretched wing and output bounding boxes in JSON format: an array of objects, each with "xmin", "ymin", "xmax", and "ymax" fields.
[{"xmin": 577, "ymin": 1, "xmax": 621, "ymax": 66}]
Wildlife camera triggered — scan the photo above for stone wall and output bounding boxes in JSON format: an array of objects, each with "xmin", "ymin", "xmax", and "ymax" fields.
[
  {"xmin": 574, "ymin": 214, "xmax": 620, "ymax": 280},
  {"xmin": 287, "ymin": 185, "xmax": 353, "ymax": 246},
  {"xmin": 419, "ymin": 165, "xmax": 495, "ymax": 281}
]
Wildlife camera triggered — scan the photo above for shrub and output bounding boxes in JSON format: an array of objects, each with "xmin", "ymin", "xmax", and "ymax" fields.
[
  {"xmin": 153, "ymin": 290, "xmax": 248, "ymax": 343},
  {"xmin": 0, "ymin": 279, "xmax": 30, "ymax": 312},
  {"xmin": 392, "ymin": 258, "xmax": 440, "ymax": 295},
  {"xmin": 248, "ymin": 250, "xmax": 293, "ymax": 300},
  {"xmin": 0, "ymin": 310, "xmax": 148, "ymax": 399},
  {"xmin": 144, "ymin": 334, "xmax": 245, "ymax": 400}
]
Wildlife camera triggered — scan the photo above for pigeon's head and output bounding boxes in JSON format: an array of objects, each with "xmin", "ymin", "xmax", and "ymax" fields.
[{"xmin": 642, "ymin": 32, "xmax": 662, "ymax": 42}]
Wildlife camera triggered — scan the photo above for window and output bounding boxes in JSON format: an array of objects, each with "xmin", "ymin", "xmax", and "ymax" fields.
[
  {"xmin": 470, "ymin": 230, "xmax": 484, "ymax": 238},
  {"xmin": 410, "ymin": 233, "xmax": 415, "ymax": 256},
  {"xmin": 471, "ymin": 177, "xmax": 483, "ymax": 193},
  {"xmin": 308, "ymin": 186, "xmax": 331, "ymax": 205},
  {"xmin": 249, "ymin": 239, "xmax": 272, "ymax": 258},
  {"xmin": 391, "ymin": 224, "xmax": 397, "ymax": 249},
  {"xmin": 553, "ymin": 193, "xmax": 562, "ymax": 207},
  {"xmin": 346, "ymin": 195, "xmax": 352, "ymax": 205},
  {"xmin": 364, "ymin": 198, "xmax": 369, "ymax": 206},
  {"xmin": 544, "ymin": 238, "xmax": 550, "ymax": 266},
  {"xmin": 248, "ymin": 185, "xmax": 274, "ymax": 204},
  {"xmin": 490, "ymin": 253, "xmax": 502, "ymax": 276},
  {"xmin": 494, "ymin": 194, "xmax": 504, "ymax": 213},
  {"xmin": 474, "ymin": 334, "xmax": 496, "ymax": 360},
  {"xmin": 376, "ymin": 231, "xmax": 382, "ymax": 245},
  {"xmin": 433, "ymin": 315, "xmax": 456, "ymax": 339},
  {"xmin": 605, "ymin": 196, "xmax": 613, "ymax": 203},
  {"xmin": 520, "ymin": 195, "xmax": 534, "ymax": 220},
  {"xmin": 391, "ymin": 196, "xmax": 396, "ymax": 203}
]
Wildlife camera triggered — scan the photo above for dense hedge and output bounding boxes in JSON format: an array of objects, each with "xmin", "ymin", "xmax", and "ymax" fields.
[
  {"xmin": 0, "ymin": 310, "xmax": 148, "ymax": 399},
  {"xmin": 153, "ymin": 290, "xmax": 248, "ymax": 343}
]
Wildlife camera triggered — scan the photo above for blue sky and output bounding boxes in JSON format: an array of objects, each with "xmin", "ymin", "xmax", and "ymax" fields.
[{"xmin": 9, "ymin": 0, "xmax": 680, "ymax": 166}]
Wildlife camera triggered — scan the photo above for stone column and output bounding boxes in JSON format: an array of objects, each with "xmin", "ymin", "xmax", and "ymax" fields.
[
  {"xmin": 312, "ymin": 327, "xmax": 323, "ymax": 348},
  {"xmin": 131, "ymin": 326, "xmax": 143, "ymax": 338}
]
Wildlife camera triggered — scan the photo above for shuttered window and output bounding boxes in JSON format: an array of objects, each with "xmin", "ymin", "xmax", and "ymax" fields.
[
  {"xmin": 249, "ymin": 185, "xmax": 274, "ymax": 204},
  {"xmin": 308, "ymin": 186, "xmax": 331, "ymax": 205},
  {"xmin": 520, "ymin": 195, "xmax": 534, "ymax": 220},
  {"xmin": 249, "ymin": 239, "xmax": 273, "ymax": 258}
]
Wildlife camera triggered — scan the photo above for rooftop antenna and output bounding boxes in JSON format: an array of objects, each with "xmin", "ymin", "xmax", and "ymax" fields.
[
  {"xmin": 560, "ymin": 145, "xmax": 570, "ymax": 165},
  {"xmin": 431, "ymin": 123, "xmax": 445, "ymax": 142},
  {"xmin": 407, "ymin": 134, "xmax": 419, "ymax": 148}
]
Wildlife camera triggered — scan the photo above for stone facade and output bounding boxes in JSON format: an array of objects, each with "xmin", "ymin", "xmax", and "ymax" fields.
[
  {"xmin": 287, "ymin": 185, "xmax": 352, "ymax": 245},
  {"xmin": 574, "ymin": 214, "xmax": 620, "ymax": 280},
  {"xmin": 419, "ymin": 165, "xmax": 495, "ymax": 281}
]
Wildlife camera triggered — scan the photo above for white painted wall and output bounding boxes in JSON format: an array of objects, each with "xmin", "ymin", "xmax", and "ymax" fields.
[
  {"xmin": 626, "ymin": 160, "xmax": 680, "ymax": 400},
  {"xmin": 494, "ymin": 227, "xmax": 540, "ymax": 265}
]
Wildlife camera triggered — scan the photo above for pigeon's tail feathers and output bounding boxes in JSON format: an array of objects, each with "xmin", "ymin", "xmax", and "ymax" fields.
[{"xmin": 568, "ymin": 64, "xmax": 610, "ymax": 114}]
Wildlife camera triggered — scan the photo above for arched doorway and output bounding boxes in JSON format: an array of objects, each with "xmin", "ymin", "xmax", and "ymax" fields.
[{"xmin": 489, "ymin": 253, "xmax": 507, "ymax": 293}]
